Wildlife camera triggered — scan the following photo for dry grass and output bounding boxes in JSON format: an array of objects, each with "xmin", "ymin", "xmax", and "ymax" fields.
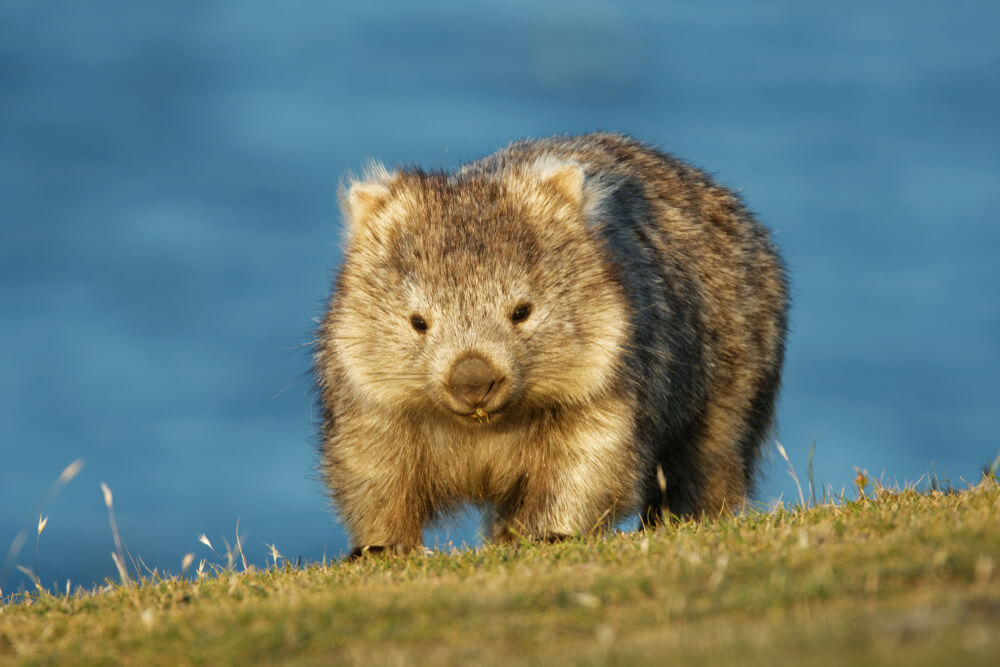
[{"xmin": 2, "ymin": 478, "xmax": 999, "ymax": 666}]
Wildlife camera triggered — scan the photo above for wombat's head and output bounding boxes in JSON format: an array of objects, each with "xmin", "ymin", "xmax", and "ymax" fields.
[{"xmin": 323, "ymin": 158, "xmax": 629, "ymax": 425}]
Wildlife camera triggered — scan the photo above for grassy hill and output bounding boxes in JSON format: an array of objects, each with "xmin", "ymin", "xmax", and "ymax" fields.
[{"xmin": 2, "ymin": 481, "xmax": 999, "ymax": 666}]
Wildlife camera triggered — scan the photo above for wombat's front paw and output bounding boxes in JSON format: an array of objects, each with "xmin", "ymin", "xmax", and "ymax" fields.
[
  {"xmin": 492, "ymin": 522, "xmax": 574, "ymax": 543},
  {"xmin": 347, "ymin": 544, "xmax": 431, "ymax": 559},
  {"xmin": 347, "ymin": 545, "xmax": 391, "ymax": 559}
]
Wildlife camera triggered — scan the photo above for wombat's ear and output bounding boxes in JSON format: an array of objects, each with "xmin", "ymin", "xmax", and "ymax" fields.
[
  {"xmin": 339, "ymin": 162, "xmax": 394, "ymax": 237},
  {"xmin": 532, "ymin": 157, "xmax": 585, "ymax": 208}
]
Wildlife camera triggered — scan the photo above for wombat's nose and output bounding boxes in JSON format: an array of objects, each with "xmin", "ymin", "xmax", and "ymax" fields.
[{"xmin": 448, "ymin": 355, "xmax": 502, "ymax": 409}]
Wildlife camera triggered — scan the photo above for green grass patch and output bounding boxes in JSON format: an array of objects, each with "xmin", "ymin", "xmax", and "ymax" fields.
[{"xmin": 2, "ymin": 482, "xmax": 999, "ymax": 665}]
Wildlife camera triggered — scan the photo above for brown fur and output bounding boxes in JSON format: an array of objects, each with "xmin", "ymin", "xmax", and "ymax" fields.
[{"xmin": 315, "ymin": 133, "xmax": 788, "ymax": 553}]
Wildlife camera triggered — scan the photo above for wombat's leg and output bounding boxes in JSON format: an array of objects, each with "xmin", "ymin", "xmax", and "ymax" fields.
[
  {"xmin": 689, "ymin": 403, "xmax": 754, "ymax": 516},
  {"xmin": 325, "ymin": 429, "xmax": 429, "ymax": 555},
  {"xmin": 490, "ymin": 400, "xmax": 639, "ymax": 541},
  {"xmin": 489, "ymin": 474, "xmax": 627, "ymax": 542},
  {"xmin": 336, "ymin": 478, "xmax": 427, "ymax": 555}
]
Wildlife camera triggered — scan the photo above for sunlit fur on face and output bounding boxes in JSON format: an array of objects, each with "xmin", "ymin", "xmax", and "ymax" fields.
[{"xmin": 329, "ymin": 168, "xmax": 629, "ymax": 423}]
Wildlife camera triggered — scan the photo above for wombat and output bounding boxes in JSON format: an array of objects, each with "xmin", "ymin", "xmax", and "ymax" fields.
[{"xmin": 315, "ymin": 133, "xmax": 788, "ymax": 555}]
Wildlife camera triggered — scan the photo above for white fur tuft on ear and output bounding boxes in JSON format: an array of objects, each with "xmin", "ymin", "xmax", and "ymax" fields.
[
  {"xmin": 339, "ymin": 161, "xmax": 395, "ymax": 234},
  {"xmin": 532, "ymin": 156, "xmax": 585, "ymax": 206}
]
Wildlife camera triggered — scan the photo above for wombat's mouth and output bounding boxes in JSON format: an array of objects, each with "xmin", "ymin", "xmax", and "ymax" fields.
[
  {"xmin": 440, "ymin": 404, "xmax": 509, "ymax": 425},
  {"xmin": 467, "ymin": 407, "xmax": 494, "ymax": 425}
]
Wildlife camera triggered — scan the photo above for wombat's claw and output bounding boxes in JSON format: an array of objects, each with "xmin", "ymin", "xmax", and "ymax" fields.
[
  {"xmin": 347, "ymin": 544, "xmax": 431, "ymax": 560},
  {"xmin": 347, "ymin": 545, "xmax": 388, "ymax": 560}
]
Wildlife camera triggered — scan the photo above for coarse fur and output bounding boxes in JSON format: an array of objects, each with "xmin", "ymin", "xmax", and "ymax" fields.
[{"xmin": 314, "ymin": 133, "xmax": 788, "ymax": 554}]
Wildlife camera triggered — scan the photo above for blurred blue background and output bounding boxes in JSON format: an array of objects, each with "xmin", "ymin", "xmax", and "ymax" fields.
[{"xmin": 2, "ymin": 0, "xmax": 998, "ymax": 591}]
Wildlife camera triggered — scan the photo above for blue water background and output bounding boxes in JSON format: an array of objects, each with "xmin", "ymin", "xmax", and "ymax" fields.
[{"xmin": 2, "ymin": 0, "xmax": 998, "ymax": 590}]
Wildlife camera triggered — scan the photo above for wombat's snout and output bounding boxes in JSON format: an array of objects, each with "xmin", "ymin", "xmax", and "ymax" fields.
[{"xmin": 447, "ymin": 354, "xmax": 507, "ymax": 413}]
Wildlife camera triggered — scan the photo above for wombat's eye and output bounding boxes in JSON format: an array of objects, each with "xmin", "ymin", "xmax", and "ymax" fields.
[
  {"xmin": 410, "ymin": 314, "xmax": 428, "ymax": 333},
  {"xmin": 511, "ymin": 303, "xmax": 532, "ymax": 324}
]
